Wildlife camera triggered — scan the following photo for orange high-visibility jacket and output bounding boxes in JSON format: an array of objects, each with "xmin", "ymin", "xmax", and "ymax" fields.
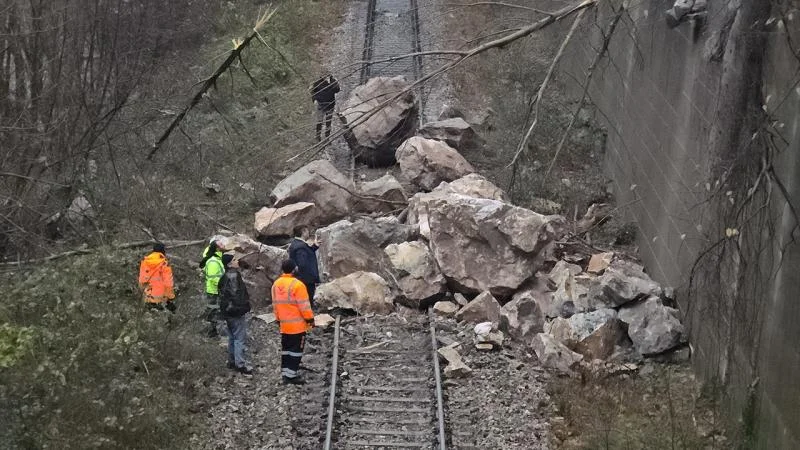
[
  {"xmin": 138, "ymin": 252, "xmax": 175, "ymax": 304},
  {"xmin": 271, "ymin": 274, "xmax": 313, "ymax": 334}
]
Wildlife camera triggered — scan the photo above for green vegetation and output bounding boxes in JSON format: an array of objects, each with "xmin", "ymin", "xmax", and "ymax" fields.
[{"xmin": 0, "ymin": 249, "xmax": 216, "ymax": 448}]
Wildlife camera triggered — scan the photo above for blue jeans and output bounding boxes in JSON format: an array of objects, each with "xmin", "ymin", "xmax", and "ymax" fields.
[{"xmin": 226, "ymin": 316, "xmax": 247, "ymax": 368}]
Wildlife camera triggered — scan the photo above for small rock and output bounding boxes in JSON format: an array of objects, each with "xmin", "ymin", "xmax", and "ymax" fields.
[
  {"xmin": 201, "ymin": 177, "xmax": 221, "ymax": 194},
  {"xmin": 66, "ymin": 195, "xmax": 95, "ymax": 222},
  {"xmin": 455, "ymin": 291, "xmax": 502, "ymax": 324},
  {"xmin": 587, "ymin": 252, "xmax": 614, "ymax": 274},
  {"xmin": 314, "ymin": 313, "xmax": 336, "ymax": 328},
  {"xmin": 453, "ymin": 293, "xmax": 469, "ymax": 307},
  {"xmin": 438, "ymin": 345, "xmax": 472, "ymax": 378},
  {"xmin": 433, "ymin": 301, "xmax": 459, "ymax": 317},
  {"xmin": 254, "ymin": 313, "xmax": 276, "ymax": 324},
  {"xmin": 531, "ymin": 333, "xmax": 583, "ymax": 374}
]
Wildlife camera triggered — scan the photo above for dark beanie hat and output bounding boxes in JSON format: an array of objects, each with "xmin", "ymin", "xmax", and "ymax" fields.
[
  {"xmin": 153, "ymin": 242, "xmax": 166, "ymax": 254},
  {"xmin": 222, "ymin": 254, "xmax": 234, "ymax": 266},
  {"xmin": 281, "ymin": 259, "xmax": 297, "ymax": 274}
]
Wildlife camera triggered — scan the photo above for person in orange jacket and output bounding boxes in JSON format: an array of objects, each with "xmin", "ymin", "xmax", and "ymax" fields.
[
  {"xmin": 271, "ymin": 259, "xmax": 314, "ymax": 385},
  {"xmin": 138, "ymin": 243, "xmax": 176, "ymax": 312}
]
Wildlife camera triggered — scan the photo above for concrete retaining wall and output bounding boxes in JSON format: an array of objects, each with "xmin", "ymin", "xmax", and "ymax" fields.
[{"xmin": 560, "ymin": 1, "xmax": 800, "ymax": 447}]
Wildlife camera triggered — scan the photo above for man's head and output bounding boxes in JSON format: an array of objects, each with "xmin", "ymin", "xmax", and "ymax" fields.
[
  {"xmin": 293, "ymin": 225, "xmax": 312, "ymax": 240},
  {"xmin": 281, "ymin": 259, "xmax": 297, "ymax": 275},
  {"xmin": 222, "ymin": 253, "xmax": 234, "ymax": 267},
  {"xmin": 153, "ymin": 242, "xmax": 166, "ymax": 254}
]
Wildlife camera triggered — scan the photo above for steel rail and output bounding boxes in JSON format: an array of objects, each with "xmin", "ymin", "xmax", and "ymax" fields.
[
  {"xmin": 322, "ymin": 315, "xmax": 341, "ymax": 450},
  {"xmin": 409, "ymin": 0, "xmax": 425, "ymax": 124},
  {"xmin": 429, "ymin": 309, "xmax": 448, "ymax": 450},
  {"xmin": 360, "ymin": 0, "xmax": 378, "ymax": 83}
]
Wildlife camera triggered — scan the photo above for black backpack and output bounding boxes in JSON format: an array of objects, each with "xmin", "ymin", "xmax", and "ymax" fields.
[{"xmin": 221, "ymin": 270, "xmax": 251, "ymax": 316}]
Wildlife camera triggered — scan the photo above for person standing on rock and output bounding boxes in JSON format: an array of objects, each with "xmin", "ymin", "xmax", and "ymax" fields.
[
  {"xmin": 203, "ymin": 244, "xmax": 225, "ymax": 337},
  {"xmin": 138, "ymin": 242, "xmax": 176, "ymax": 312},
  {"xmin": 218, "ymin": 254, "xmax": 253, "ymax": 374},
  {"xmin": 288, "ymin": 225, "xmax": 321, "ymax": 309},
  {"xmin": 310, "ymin": 72, "xmax": 340, "ymax": 142},
  {"xmin": 271, "ymin": 259, "xmax": 314, "ymax": 385}
]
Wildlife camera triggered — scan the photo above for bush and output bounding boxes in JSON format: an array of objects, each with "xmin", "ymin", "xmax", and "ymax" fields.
[{"xmin": 0, "ymin": 249, "xmax": 219, "ymax": 449}]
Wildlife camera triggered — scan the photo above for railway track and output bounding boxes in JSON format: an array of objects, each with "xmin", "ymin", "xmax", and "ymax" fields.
[
  {"xmin": 360, "ymin": 0, "xmax": 424, "ymax": 84},
  {"xmin": 323, "ymin": 311, "xmax": 447, "ymax": 449}
]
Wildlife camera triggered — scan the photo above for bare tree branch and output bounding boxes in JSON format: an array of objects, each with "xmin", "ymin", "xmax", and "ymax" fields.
[
  {"xmin": 0, "ymin": 172, "xmax": 70, "ymax": 188},
  {"xmin": 0, "ymin": 239, "xmax": 205, "ymax": 266},
  {"xmin": 544, "ymin": 4, "xmax": 625, "ymax": 181},
  {"xmin": 147, "ymin": 8, "xmax": 278, "ymax": 160},
  {"xmin": 507, "ymin": 8, "xmax": 586, "ymax": 169},
  {"xmin": 445, "ymin": 2, "xmax": 555, "ymax": 15}
]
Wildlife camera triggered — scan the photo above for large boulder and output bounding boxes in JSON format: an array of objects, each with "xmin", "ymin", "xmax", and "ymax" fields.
[
  {"xmin": 618, "ymin": 296, "xmax": 685, "ymax": 355},
  {"xmin": 211, "ymin": 233, "xmax": 287, "ymax": 303},
  {"xmin": 455, "ymin": 291, "xmax": 502, "ymax": 324},
  {"xmin": 395, "ymin": 137, "xmax": 475, "ymax": 191},
  {"xmin": 316, "ymin": 216, "xmax": 416, "ymax": 282},
  {"xmin": 418, "ymin": 117, "xmax": 485, "ymax": 153},
  {"xmin": 531, "ymin": 333, "xmax": 583, "ymax": 374},
  {"xmin": 341, "ymin": 76, "xmax": 418, "ymax": 167},
  {"xmin": 271, "ymin": 160, "xmax": 353, "ymax": 224},
  {"xmin": 352, "ymin": 174, "xmax": 407, "ymax": 214},
  {"xmin": 545, "ymin": 308, "xmax": 624, "ymax": 360},
  {"xmin": 423, "ymin": 194, "xmax": 565, "ymax": 296},
  {"xmin": 588, "ymin": 260, "xmax": 663, "ymax": 308},
  {"xmin": 384, "ymin": 240, "xmax": 447, "ymax": 308},
  {"xmin": 254, "ymin": 202, "xmax": 317, "ymax": 239},
  {"xmin": 498, "ymin": 295, "xmax": 544, "ymax": 341},
  {"xmin": 315, "ymin": 271, "xmax": 394, "ymax": 314}
]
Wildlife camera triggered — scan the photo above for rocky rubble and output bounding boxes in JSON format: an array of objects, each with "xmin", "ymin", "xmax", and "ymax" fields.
[{"xmin": 237, "ymin": 93, "xmax": 688, "ymax": 380}]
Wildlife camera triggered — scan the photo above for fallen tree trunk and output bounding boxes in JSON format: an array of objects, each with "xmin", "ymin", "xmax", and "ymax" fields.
[{"xmin": 0, "ymin": 239, "xmax": 205, "ymax": 266}]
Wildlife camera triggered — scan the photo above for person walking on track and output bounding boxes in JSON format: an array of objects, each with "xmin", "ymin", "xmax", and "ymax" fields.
[
  {"xmin": 218, "ymin": 254, "xmax": 253, "ymax": 374},
  {"xmin": 271, "ymin": 259, "xmax": 314, "ymax": 385},
  {"xmin": 202, "ymin": 243, "xmax": 225, "ymax": 337},
  {"xmin": 310, "ymin": 72, "xmax": 340, "ymax": 142},
  {"xmin": 138, "ymin": 242, "xmax": 176, "ymax": 312},
  {"xmin": 288, "ymin": 225, "xmax": 321, "ymax": 309}
]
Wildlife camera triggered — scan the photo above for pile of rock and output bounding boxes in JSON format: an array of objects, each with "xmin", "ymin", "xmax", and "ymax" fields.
[{"xmin": 232, "ymin": 86, "xmax": 687, "ymax": 379}]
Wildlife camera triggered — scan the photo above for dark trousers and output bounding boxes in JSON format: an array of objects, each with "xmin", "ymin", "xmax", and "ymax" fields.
[
  {"xmin": 281, "ymin": 332, "xmax": 306, "ymax": 379},
  {"xmin": 315, "ymin": 107, "xmax": 333, "ymax": 141},
  {"xmin": 306, "ymin": 283, "xmax": 316, "ymax": 310}
]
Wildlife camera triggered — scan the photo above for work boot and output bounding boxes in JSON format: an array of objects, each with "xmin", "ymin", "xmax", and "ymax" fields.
[
  {"xmin": 237, "ymin": 366, "xmax": 254, "ymax": 375},
  {"xmin": 282, "ymin": 375, "xmax": 306, "ymax": 385},
  {"xmin": 227, "ymin": 361, "xmax": 236, "ymax": 370}
]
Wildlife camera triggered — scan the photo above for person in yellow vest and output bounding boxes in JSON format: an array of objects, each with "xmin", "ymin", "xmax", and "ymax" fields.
[
  {"xmin": 203, "ymin": 244, "xmax": 225, "ymax": 337},
  {"xmin": 271, "ymin": 259, "xmax": 314, "ymax": 385},
  {"xmin": 138, "ymin": 243, "xmax": 176, "ymax": 312}
]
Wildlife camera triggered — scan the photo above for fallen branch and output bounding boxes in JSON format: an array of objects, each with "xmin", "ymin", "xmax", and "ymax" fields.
[
  {"xmin": 147, "ymin": 8, "xmax": 278, "ymax": 160},
  {"xmin": 544, "ymin": 4, "xmax": 625, "ymax": 181},
  {"xmin": 507, "ymin": 8, "xmax": 586, "ymax": 169},
  {"xmin": 0, "ymin": 239, "xmax": 205, "ymax": 266},
  {"xmin": 445, "ymin": 2, "xmax": 555, "ymax": 15},
  {"xmin": 0, "ymin": 172, "xmax": 70, "ymax": 188}
]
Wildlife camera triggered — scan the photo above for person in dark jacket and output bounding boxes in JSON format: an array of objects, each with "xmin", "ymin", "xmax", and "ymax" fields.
[
  {"xmin": 218, "ymin": 254, "xmax": 253, "ymax": 374},
  {"xmin": 288, "ymin": 226, "xmax": 321, "ymax": 309},
  {"xmin": 310, "ymin": 73, "xmax": 340, "ymax": 142}
]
